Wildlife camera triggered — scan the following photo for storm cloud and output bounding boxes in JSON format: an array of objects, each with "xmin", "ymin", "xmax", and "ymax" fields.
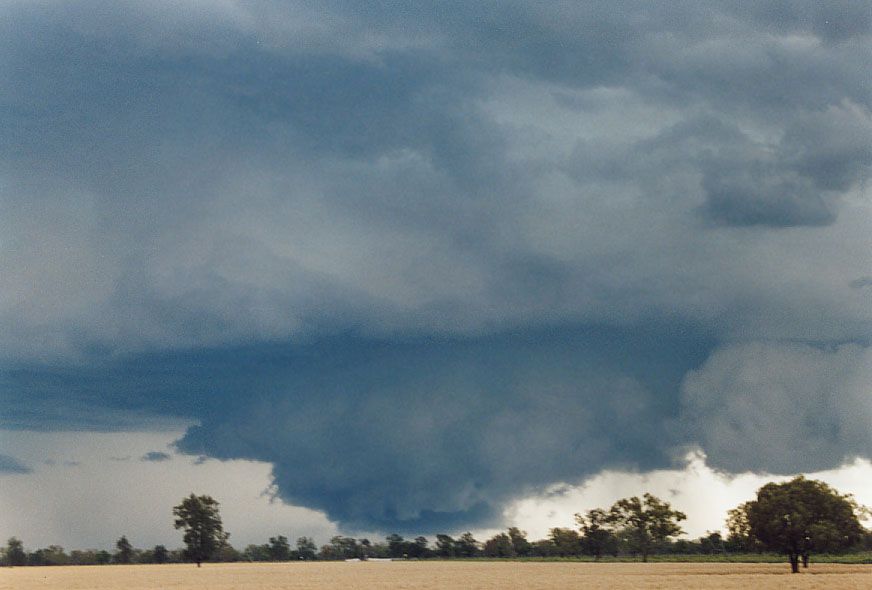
[{"xmin": 1, "ymin": 1, "xmax": 870, "ymax": 531}]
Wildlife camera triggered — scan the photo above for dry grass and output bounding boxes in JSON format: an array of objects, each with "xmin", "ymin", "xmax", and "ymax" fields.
[{"xmin": 2, "ymin": 561, "xmax": 871, "ymax": 589}]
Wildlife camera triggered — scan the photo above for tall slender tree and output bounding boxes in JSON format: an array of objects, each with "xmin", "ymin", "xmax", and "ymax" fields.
[{"xmin": 114, "ymin": 535, "xmax": 133, "ymax": 564}]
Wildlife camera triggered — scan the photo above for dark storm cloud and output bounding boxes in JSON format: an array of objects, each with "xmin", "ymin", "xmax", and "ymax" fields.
[
  {"xmin": 1, "ymin": 1, "xmax": 871, "ymax": 530},
  {"xmin": 5, "ymin": 328, "xmax": 712, "ymax": 531},
  {"xmin": 0, "ymin": 454, "xmax": 32, "ymax": 474}
]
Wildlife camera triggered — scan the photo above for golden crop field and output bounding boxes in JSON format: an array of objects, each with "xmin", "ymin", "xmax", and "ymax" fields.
[{"xmin": 2, "ymin": 561, "xmax": 871, "ymax": 590}]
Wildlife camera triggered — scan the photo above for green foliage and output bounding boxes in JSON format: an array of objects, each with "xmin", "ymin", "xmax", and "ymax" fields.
[
  {"xmin": 172, "ymin": 493, "xmax": 229, "ymax": 566},
  {"xmin": 548, "ymin": 527, "xmax": 582, "ymax": 557},
  {"xmin": 455, "ymin": 532, "xmax": 480, "ymax": 557},
  {"xmin": 435, "ymin": 534, "xmax": 456, "ymax": 558},
  {"xmin": 243, "ymin": 544, "xmax": 271, "ymax": 561},
  {"xmin": 27, "ymin": 545, "xmax": 70, "ymax": 566},
  {"xmin": 114, "ymin": 535, "xmax": 133, "ymax": 564},
  {"xmin": 507, "ymin": 527, "xmax": 532, "ymax": 557},
  {"xmin": 576, "ymin": 508, "xmax": 618, "ymax": 559},
  {"xmin": 606, "ymin": 493, "xmax": 686, "ymax": 561},
  {"xmin": 296, "ymin": 536, "xmax": 317, "ymax": 560},
  {"xmin": 482, "ymin": 533, "xmax": 514, "ymax": 557},
  {"xmin": 267, "ymin": 535, "xmax": 291, "ymax": 561},
  {"xmin": 152, "ymin": 545, "xmax": 169, "ymax": 564},
  {"xmin": 728, "ymin": 476, "xmax": 865, "ymax": 573},
  {"xmin": 4, "ymin": 537, "xmax": 27, "ymax": 566}
]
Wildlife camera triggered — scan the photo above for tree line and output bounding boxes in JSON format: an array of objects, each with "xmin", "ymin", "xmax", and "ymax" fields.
[{"xmin": 3, "ymin": 477, "xmax": 870, "ymax": 573}]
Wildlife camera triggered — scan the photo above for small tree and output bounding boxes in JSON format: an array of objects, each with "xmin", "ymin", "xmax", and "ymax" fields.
[
  {"xmin": 268, "ymin": 535, "xmax": 291, "ymax": 561},
  {"xmin": 4, "ymin": 537, "xmax": 27, "ymax": 566},
  {"xmin": 727, "ymin": 476, "xmax": 865, "ymax": 573},
  {"xmin": 548, "ymin": 527, "xmax": 582, "ymax": 556},
  {"xmin": 173, "ymin": 493, "xmax": 229, "ymax": 567},
  {"xmin": 576, "ymin": 508, "xmax": 617, "ymax": 559},
  {"xmin": 296, "ymin": 536, "xmax": 317, "ymax": 560},
  {"xmin": 482, "ymin": 532, "xmax": 514, "ymax": 557},
  {"xmin": 152, "ymin": 545, "xmax": 169, "ymax": 564},
  {"xmin": 115, "ymin": 535, "xmax": 134, "ymax": 564},
  {"xmin": 94, "ymin": 550, "xmax": 111, "ymax": 565},
  {"xmin": 607, "ymin": 493, "xmax": 686, "ymax": 562},
  {"xmin": 507, "ymin": 527, "xmax": 532, "ymax": 557},
  {"xmin": 455, "ymin": 532, "xmax": 480, "ymax": 557},
  {"xmin": 435, "ymin": 534, "xmax": 456, "ymax": 558}
]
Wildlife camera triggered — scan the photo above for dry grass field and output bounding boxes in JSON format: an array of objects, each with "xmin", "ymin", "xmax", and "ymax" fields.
[{"xmin": 2, "ymin": 561, "xmax": 871, "ymax": 590}]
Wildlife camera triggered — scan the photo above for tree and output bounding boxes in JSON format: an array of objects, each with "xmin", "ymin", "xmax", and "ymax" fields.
[
  {"xmin": 576, "ymin": 508, "xmax": 617, "ymax": 559},
  {"xmin": 243, "ymin": 544, "xmax": 271, "ymax": 561},
  {"xmin": 435, "ymin": 534, "xmax": 456, "ymax": 558},
  {"xmin": 4, "ymin": 537, "xmax": 27, "ymax": 566},
  {"xmin": 507, "ymin": 527, "xmax": 532, "ymax": 557},
  {"xmin": 726, "ymin": 502, "xmax": 758, "ymax": 552},
  {"xmin": 548, "ymin": 527, "xmax": 582, "ymax": 557},
  {"xmin": 483, "ymin": 533, "xmax": 514, "ymax": 557},
  {"xmin": 455, "ymin": 532, "xmax": 480, "ymax": 557},
  {"xmin": 727, "ymin": 476, "xmax": 865, "ymax": 573},
  {"xmin": 409, "ymin": 536, "xmax": 429, "ymax": 558},
  {"xmin": 698, "ymin": 531, "xmax": 726, "ymax": 555},
  {"xmin": 95, "ymin": 550, "xmax": 112, "ymax": 565},
  {"xmin": 172, "ymin": 493, "xmax": 229, "ymax": 567},
  {"xmin": 152, "ymin": 545, "xmax": 169, "ymax": 564},
  {"xmin": 115, "ymin": 535, "xmax": 134, "ymax": 564},
  {"xmin": 268, "ymin": 535, "xmax": 291, "ymax": 561},
  {"xmin": 296, "ymin": 536, "xmax": 317, "ymax": 560},
  {"xmin": 607, "ymin": 493, "xmax": 686, "ymax": 562}
]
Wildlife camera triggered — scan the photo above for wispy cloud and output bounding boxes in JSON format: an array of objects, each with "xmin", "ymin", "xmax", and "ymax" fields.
[{"xmin": 0, "ymin": 454, "xmax": 32, "ymax": 474}]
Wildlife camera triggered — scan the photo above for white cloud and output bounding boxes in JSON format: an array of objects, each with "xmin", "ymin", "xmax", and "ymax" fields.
[
  {"xmin": 501, "ymin": 452, "xmax": 872, "ymax": 541},
  {"xmin": 0, "ymin": 430, "xmax": 337, "ymax": 549}
]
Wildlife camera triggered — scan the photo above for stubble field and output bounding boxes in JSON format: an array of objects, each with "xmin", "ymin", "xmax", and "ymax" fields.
[{"xmin": 2, "ymin": 561, "xmax": 870, "ymax": 589}]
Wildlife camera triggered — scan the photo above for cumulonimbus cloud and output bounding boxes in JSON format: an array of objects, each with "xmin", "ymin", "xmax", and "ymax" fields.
[{"xmin": 1, "ymin": 1, "xmax": 870, "ymax": 531}]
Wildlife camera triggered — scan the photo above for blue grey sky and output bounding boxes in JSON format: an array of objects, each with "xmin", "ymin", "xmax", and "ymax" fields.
[{"xmin": 1, "ymin": 1, "xmax": 870, "ymax": 541}]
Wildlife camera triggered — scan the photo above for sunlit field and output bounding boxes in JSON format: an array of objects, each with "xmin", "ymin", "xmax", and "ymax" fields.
[{"xmin": 2, "ymin": 562, "xmax": 871, "ymax": 590}]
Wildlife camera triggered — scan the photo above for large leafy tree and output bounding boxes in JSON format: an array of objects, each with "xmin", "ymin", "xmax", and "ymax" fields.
[
  {"xmin": 576, "ymin": 508, "xmax": 617, "ymax": 559},
  {"xmin": 727, "ymin": 477, "xmax": 865, "ymax": 573},
  {"xmin": 172, "ymin": 494, "xmax": 229, "ymax": 567},
  {"xmin": 607, "ymin": 493, "xmax": 686, "ymax": 562}
]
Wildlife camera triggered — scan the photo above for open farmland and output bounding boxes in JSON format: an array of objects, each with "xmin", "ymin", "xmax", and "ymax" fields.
[{"xmin": 2, "ymin": 562, "xmax": 871, "ymax": 590}]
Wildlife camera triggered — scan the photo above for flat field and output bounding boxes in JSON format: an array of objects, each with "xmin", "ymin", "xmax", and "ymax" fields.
[{"xmin": 2, "ymin": 561, "xmax": 870, "ymax": 589}]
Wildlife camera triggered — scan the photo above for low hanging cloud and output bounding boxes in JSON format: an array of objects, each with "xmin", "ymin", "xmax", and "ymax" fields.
[
  {"xmin": 1, "ymin": 1, "xmax": 871, "ymax": 532},
  {"xmin": 173, "ymin": 330, "xmax": 700, "ymax": 531},
  {"xmin": 681, "ymin": 342, "xmax": 872, "ymax": 473}
]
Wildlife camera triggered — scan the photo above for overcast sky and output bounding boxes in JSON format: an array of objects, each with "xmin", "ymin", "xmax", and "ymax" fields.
[{"xmin": 1, "ymin": 1, "xmax": 870, "ymax": 548}]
